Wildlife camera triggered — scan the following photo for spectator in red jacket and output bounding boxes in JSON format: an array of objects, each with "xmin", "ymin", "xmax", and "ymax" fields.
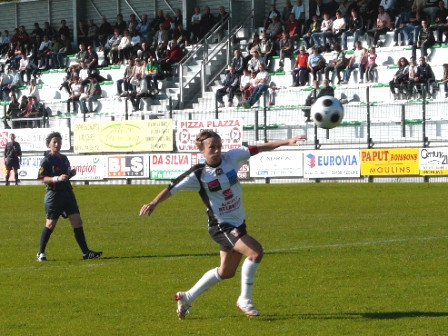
[{"xmin": 160, "ymin": 40, "xmax": 183, "ymax": 76}]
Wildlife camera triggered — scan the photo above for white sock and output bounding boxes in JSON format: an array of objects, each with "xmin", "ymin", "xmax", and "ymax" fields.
[
  {"xmin": 239, "ymin": 258, "xmax": 260, "ymax": 301},
  {"xmin": 185, "ymin": 267, "xmax": 222, "ymax": 303}
]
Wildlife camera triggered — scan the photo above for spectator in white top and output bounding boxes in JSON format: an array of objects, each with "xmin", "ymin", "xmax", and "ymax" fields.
[
  {"xmin": 190, "ymin": 6, "xmax": 202, "ymax": 44},
  {"xmin": 78, "ymin": 61, "xmax": 90, "ymax": 88},
  {"xmin": 343, "ymin": 40, "xmax": 368, "ymax": 83},
  {"xmin": 311, "ymin": 12, "xmax": 334, "ymax": 50},
  {"xmin": 118, "ymin": 29, "xmax": 132, "ymax": 63},
  {"xmin": 129, "ymin": 72, "xmax": 150, "ymax": 111},
  {"xmin": 245, "ymin": 63, "xmax": 271, "ymax": 107},
  {"xmin": 28, "ymin": 79, "xmax": 41, "ymax": 102},
  {"xmin": 247, "ymin": 50, "xmax": 263, "ymax": 73},
  {"xmin": 236, "ymin": 68, "xmax": 252, "ymax": 104},
  {"xmin": 67, "ymin": 77, "xmax": 82, "ymax": 113},
  {"xmin": 329, "ymin": 11, "xmax": 347, "ymax": 47},
  {"xmin": 366, "ymin": 6, "xmax": 391, "ymax": 48},
  {"xmin": 19, "ymin": 53, "xmax": 30, "ymax": 84}
]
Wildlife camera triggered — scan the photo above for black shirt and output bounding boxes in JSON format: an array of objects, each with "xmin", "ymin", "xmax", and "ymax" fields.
[
  {"xmin": 38, "ymin": 153, "xmax": 73, "ymax": 191},
  {"xmin": 4, "ymin": 141, "xmax": 22, "ymax": 159}
]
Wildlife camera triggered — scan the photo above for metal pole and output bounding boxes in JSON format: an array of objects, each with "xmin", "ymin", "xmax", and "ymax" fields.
[
  {"xmin": 215, "ymin": 96, "xmax": 219, "ymax": 118},
  {"xmin": 169, "ymin": 96, "xmax": 173, "ymax": 119},
  {"xmin": 263, "ymin": 91, "xmax": 267, "ymax": 143},
  {"xmin": 422, "ymin": 85, "xmax": 428, "ymax": 148},
  {"xmin": 179, "ymin": 64, "xmax": 183, "ymax": 109},
  {"xmin": 125, "ymin": 98, "xmax": 129, "ymax": 120},
  {"xmin": 254, "ymin": 109, "xmax": 259, "ymax": 142},
  {"xmin": 366, "ymin": 86, "xmax": 373, "ymax": 148},
  {"xmin": 201, "ymin": 61, "xmax": 206, "ymax": 97},
  {"xmin": 401, "ymin": 103, "xmax": 406, "ymax": 137}
]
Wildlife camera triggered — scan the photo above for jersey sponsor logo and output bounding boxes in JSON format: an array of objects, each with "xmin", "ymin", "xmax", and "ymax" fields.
[
  {"xmin": 226, "ymin": 169, "xmax": 238, "ymax": 185},
  {"xmin": 230, "ymin": 228, "xmax": 240, "ymax": 237},
  {"xmin": 207, "ymin": 179, "xmax": 222, "ymax": 192},
  {"xmin": 222, "ymin": 188, "xmax": 234, "ymax": 200},
  {"xmin": 215, "ymin": 168, "xmax": 224, "ymax": 176}
]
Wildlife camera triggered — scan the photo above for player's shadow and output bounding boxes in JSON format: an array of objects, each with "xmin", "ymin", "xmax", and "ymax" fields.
[
  {"xmin": 101, "ymin": 252, "xmax": 219, "ymax": 260},
  {"xmin": 260, "ymin": 311, "xmax": 448, "ymax": 321}
]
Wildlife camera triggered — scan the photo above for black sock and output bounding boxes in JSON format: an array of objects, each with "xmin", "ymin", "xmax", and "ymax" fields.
[
  {"xmin": 74, "ymin": 227, "xmax": 90, "ymax": 254},
  {"xmin": 5, "ymin": 174, "xmax": 9, "ymax": 183},
  {"xmin": 39, "ymin": 227, "xmax": 53, "ymax": 254},
  {"xmin": 14, "ymin": 173, "xmax": 18, "ymax": 182}
]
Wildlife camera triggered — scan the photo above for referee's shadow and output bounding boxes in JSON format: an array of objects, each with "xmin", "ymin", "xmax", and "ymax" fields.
[{"xmin": 101, "ymin": 252, "xmax": 219, "ymax": 260}]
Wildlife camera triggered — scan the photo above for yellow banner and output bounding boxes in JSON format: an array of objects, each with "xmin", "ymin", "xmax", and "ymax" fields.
[
  {"xmin": 360, "ymin": 148, "xmax": 419, "ymax": 175},
  {"xmin": 73, "ymin": 120, "xmax": 173, "ymax": 153}
]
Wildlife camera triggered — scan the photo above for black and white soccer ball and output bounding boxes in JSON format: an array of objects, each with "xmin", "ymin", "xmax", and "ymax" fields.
[{"xmin": 311, "ymin": 96, "xmax": 344, "ymax": 129}]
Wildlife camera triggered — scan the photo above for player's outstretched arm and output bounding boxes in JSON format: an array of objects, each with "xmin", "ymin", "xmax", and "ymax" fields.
[
  {"xmin": 256, "ymin": 135, "xmax": 307, "ymax": 153},
  {"xmin": 139, "ymin": 188, "xmax": 172, "ymax": 217}
]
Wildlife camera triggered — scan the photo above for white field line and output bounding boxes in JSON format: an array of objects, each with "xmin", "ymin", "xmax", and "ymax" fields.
[{"xmin": 3, "ymin": 236, "xmax": 448, "ymax": 273}]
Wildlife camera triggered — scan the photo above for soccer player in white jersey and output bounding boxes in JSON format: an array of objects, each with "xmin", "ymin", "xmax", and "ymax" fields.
[{"xmin": 139, "ymin": 130, "xmax": 307, "ymax": 319}]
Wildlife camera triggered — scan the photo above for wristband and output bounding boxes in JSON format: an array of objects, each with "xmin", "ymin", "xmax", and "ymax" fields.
[{"xmin": 53, "ymin": 176, "xmax": 59, "ymax": 183}]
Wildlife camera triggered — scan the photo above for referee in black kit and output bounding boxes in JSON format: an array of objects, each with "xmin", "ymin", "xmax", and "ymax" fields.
[{"xmin": 36, "ymin": 131, "xmax": 102, "ymax": 262}]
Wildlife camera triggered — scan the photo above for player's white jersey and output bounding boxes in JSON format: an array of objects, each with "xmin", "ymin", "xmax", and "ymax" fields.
[{"xmin": 168, "ymin": 147, "xmax": 257, "ymax": 227}]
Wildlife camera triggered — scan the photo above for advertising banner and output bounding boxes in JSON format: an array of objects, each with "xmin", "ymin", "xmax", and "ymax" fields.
[
  {"xmin": 190, "ymin": 153, "xmax": 250, "ymax": 179},
  {"xmin": 303, "ymin": 149, "xmax": 360, "ymax": 178},
  {"xmin": 68, "ymin": 156, "xmax": 105, "ymax": 180},
  {"xmin": 0, "ymin": 128, "xmax": 71, "ymax": 152},
  {"xmin": 149, "ymin": 153, "xmax": 192, "ymax": 179},
  {"xmin": 361, "ymin": 148, "xmax": 419, "ymax": 175},
  {"xmin": 73, "ymin": 120, "xmax": 173, "ymax": 153},
  {"xmin": 176, "ymin": 119, "xmax": 243, "ymax": 152},
  {"xmin": 17, "ymin": 156, "xmax": 41, "ymax": 180},
  {"xmin": 419, "ymin": 147, "xmax": 448, "ymax": 175},
  {"xmin": 249, "ymin": 151, "xmax": 303, "ymax": 177},
  {"xmin": 106, "ymin": 155, "xmax": 149, "ymax": 178}
]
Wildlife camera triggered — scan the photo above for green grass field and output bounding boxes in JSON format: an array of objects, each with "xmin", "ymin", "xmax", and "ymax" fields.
[{"xmin": 1, "ymin": 183, "xmax": 447, "ymax": 335}]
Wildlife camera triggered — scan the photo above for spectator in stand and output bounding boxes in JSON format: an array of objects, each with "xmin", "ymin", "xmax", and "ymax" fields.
[
  {"xmin": 342, "ymin": 9, "xmax": 365, "ymax": 50},
  {"xmin": 362, "ymin": 0, "xmax": 380, "ymax": 30},
  {"xmin": 405, "ymin": 56, "xmax": 418, "ymax": 98},
  {"xmin": 285, "ymin": 13, "xmax": 300, "ymax": 39},
  {"xmin": 136, "ymin": 15, "xmax": 151, "ymax": 42},
  {"xmin": 264, "ymin": 4, "xmax": 281, "ymax": 30},
  {"xmin": 412, "ymin": 19, "xmax": 436, "ymax": 60},
  {"xmin": 397, "ymin": 0, "xmax": 414, "ymax": 24},
  {"xmin": 0, "ymin": 69, "xmax": 12, "ymax": 101},
  {"xmin": 312, "ymin": 12, "xmax": 334, "ymax": 51},
  {"xmin": 130, "ymin": 30, "xmax": 143, "ymax": 52},
  {"xmin": 98, "ymin": 16, "xmax": 113, "ymax": 49},
  {"xmin": 173, "ymin": 23, "xmax": 190, "ymax": 49},
  {"xmin": 303, "ymin": 15, "xmax": 320, "ymax": 48},
  {"xmin": 59, "ymin": 20, "xmax": 71, "ymax": 42},
  {"xmin": 281, "ymin": 0, "xmax": 293, "ymax": 25},
  {"xmin": 245, "ymin": 63, "xmax": 270, "ymax": 107},
  {"xmin": 4, "ymin": 43, "xmax": 15, "ymax": 69},
  {"xmin": 75, "ymin": 43, "xmax": 88, "ymax": 64},
  {"xmin": 277, "ymin": 31, "xmax": 293, "ymax": 72},
  {"xmin": 37, "ymin": 35, "xmax": 52, "ymax": 68},
  {"xmin": 59, "ymin": 64, "xmax": 78, "ymax": 94},
  {"xmin": 389, "ymin": 57, "xmax": 410, "ymax": 99},
  {"xmin": 2, "ymin": 94, "xmax": 20, "ymax": 129},
  {"xmin": 304, "ymin": 79, "xmax": 335, "ymax": 122},
  {"xmin": 86, "ymin": 45, "xmax": 98, "ymax": 71},
  {"xmin": 78, "ymin": 61, "xmax": 90, "ymax": 88},
  {"xmin": 114, "ymin": 14, "xmax": 127, "ymax": 34},
  {"xmin": 116, "ymin": 58, "xmax": 135, "ymax": 97},
  {"xmin": 328, "ymin": 10, "xmax": 347, "ymax": 47},
  {"xmin": 156, "ymin": 40, "xmax": 168, "ymax": 60},
  {"xmin": 152, "ymin": 10, "xmax": 166, "ymax": 34},
  {"xmin": 128, "ymin": 14, "xmax": 139, "ymax": 33},
  {"xmin": 10, "ymin": 28, "xmax": 20, "ymax": 45},
  {"xmin": 160, "ymin": 39, "xmax": 182, "ymax": 76},
  {"xmin": 17, "ymin": 96, "xmax": 31, "ymax": 120},
  {"xmin": 307, "ymin": 0, "xmax": 325, "ymax": 29},
  {"xmin": 104, "ymin": 29, "xmax": 122, "ymax": 65},
  {"xmin": 393, "ymin": 6, "xmax": 426, "ymax": 46},
  {"xmin": 80, "ymin": 77, "xmax": 102, "ymax": 113},
  {"xmin": 174, "ymin": 9, "xmax": 183, "ymax": 27},
  {"xmin": 145, "ymin": 56, "xmax": 164, "ymax": 93},
  {"xmin": 291, "ymin": 0, "xmax": 305, "ymax": 34},
  {"xmin": 30, "ymin": 23, "xmax": 44, "ymax": 50},
  {"xmin": 244, "ymin": 33, "xmax": 261, "ymax": 66},
  {"xmin": 216, "ymin": 65, "xmax": 240, "ymax": 108},
  {"xmin": 19, "ymin": 53, "xmax": 31, "ymax": 85},
  {"xmin": 259, "ymin": 31, "xmax": 273, "ymax": 69},
  {"xmin": 307, "ymin": 46, "xmax": 326, "ymax": 81},
  {"xmin": 52, "ymin": 34, "xmax": 72, "ymax": 69},
  {"xmin": 343, "ymin": 40, "xmax": 368, "ymax": 83},
  {"xmin": 28, "ymin": 79, "xmax": 40, "ymax": 102},
  {"xmin": 266, "ymin": 16, "xmax": 282, "ymax": 41},
  {"xmin": 366, "ymin": 6, "xmax": 391, "ymax": 48},
  {"xmin": 129, "ymin": 72, "xmax": 150, "ymax": 111},
  {"xmin": 5, "ymin": 67, "xmax": 22, "ymax": 98},
  {"xmin": 67, "ymin": 76, "xmax": 82, "ymax": 113},
  {"xmin": 19, "ymin": 26, "xmax": 30, "ymax": 54},
  {"xmin": 324, "ymin": 43, "xmax": 346, "ymax": 84},
  {"xmin": 412, "ymin": 56, "xmax": 435, "ymax": 98},
  {"xmin": 338, "ymin": 0, "xmax": 351, "ymax": 18},
  {"xmin": 77, "ymin": 20, "xmax": 88, "ymax": 46},
  {"xmin": 236, "ymin": 68, "xmax": 252, "ymax": 105},
  {"xmin": 247, "ymin": 50, "xmax": 263, "ymax": 73},
  {"xmin": 190, "ymin": 7, "xmax": 202, "ymax": 44},
  {"xmin": 200, "ymin": 6, "xmax": 215, "ymax": 39},
  {"xmin": 0, "ymin": 30, "xmax": 11, "ymax": 57},
  {"xmin": 230, "ymin": 49, "xmax": 244, "ymax": 75},
  {"xmin": 11, "ymin": 41, "xmax": 24, "ymax": 69},
  {"xmin": 152, "ymin": 23, "xmax": 170, "ymax": 50},
  {"xmin": 292, "ymin": 45, "xmax": 309, "ymax": 86},
  {"xmin": 45, "ymin": 37, "xmax": 59, "ymax": 69},
  {"xmin": 365, "ymin": 46, "xmax": 378, "ymax": 82},
  {"xmin": 326, "ymin": 0, "xmax": 340, "ymax": 18},
  {"xmin": 442, "ymin": 63, "xmax": 448, "ymax": 98},
  {"xmin": 163, "ymin": 13, "xmax": 175, "ymax": 31},
  {"xmin": 87, "ymin": 19, "xmax": 99, "ymax": 48},
  {"xmin": 43, "ymin": 22, "xmax": 55, "ymax": 40},
  {"xmin": 434, "ymin": 0, "xmax": 448, "ymax": 44},
  {"xmin": 118, "ymin": 29, "xmax": 132, "ymax": 63},
  {"xmin": 137, "ymin": 42, "xmax": 154, "ymax": 61},
  {"xmin": 380, "ymin": 0, "xmax": 397, "ymax": 20}
]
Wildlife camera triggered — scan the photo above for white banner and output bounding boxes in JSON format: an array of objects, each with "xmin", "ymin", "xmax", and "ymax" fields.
[
  {"xmin": 149, "ymin": 153, "xmax": 192, "ymax": 179},
  {"xmin": 249, "ymin": 151, "xmax": 303, "ymax": 177},
  {"xmin": 419, "ymin": 147, "xmax": 448, "ymax": 175},
  {"xmin": 105, "ymin": 155, "xmax": 149, "ymax": 178},
  {"xmin": 303, "ymin": 149, "xmax": 360, "ymax": 178},
  {"xmin": 176, "ymin": 119, "xmax": 243, "ymax": 152},
  {"xmin": 0, "ymin": 128, "xmax": 71, "ymax": 152},
  {"xmin": 17, "ymin": 156, "xmax": 41, "ymax": 180},
  {"xmin": 68, "ymin": 156, "xmax": 105, "ymax": 180}
]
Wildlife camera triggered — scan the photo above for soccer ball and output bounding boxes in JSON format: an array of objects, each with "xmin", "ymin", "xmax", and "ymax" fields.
[{"xmin": 311, "ymin": 96, "xmax": 344, "ymax": 129}]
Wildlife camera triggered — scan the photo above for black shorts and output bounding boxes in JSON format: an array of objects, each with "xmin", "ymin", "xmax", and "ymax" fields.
[
  {"xmin": 208, "ymin": 222, "xmax": 247, "ymax": 251},
  {"xmin": 5, "ymin": 157, "xmax": 20, "ymax": 170},
  {"xmin": 44, "ymin": 190, "xmax": 80, "ymax": 220}
]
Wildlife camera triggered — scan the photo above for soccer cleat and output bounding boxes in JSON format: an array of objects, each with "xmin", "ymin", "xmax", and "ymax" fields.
[
  {"xmin": 82, "ymin": 250, "xmax": 103, "ymax": 260},
  {"xmin": 237, "ymin": 298, "xmax": 260, "ymax": 317},
  {"xmin": 36, "ymin": 253, "xmax": 47, "ymax": 262},
  {"xmin": 175, "ymin": 292, "xmax": 191, "ymax": 320}
]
